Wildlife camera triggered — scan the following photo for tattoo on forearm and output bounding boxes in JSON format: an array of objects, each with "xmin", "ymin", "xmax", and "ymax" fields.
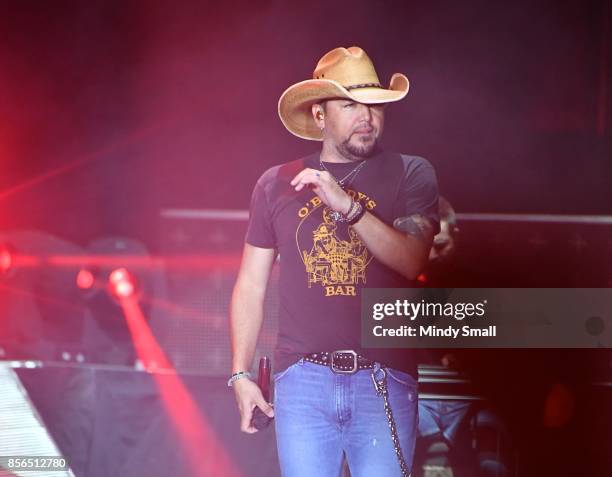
[{"xmin": 393, "ymin": 214, "xmax": 434, "ymax": 242}]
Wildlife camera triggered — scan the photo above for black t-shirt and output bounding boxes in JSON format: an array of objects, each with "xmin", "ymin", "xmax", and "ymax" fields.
[{"xmin": 246, "ymin": 150, "xmax": 439, "ymax": 378}]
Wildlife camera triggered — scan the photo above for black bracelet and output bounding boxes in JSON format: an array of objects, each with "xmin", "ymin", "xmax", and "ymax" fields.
[{"xmin": 347, "ymin": 202, "xmax": 366, "ymax": 225}]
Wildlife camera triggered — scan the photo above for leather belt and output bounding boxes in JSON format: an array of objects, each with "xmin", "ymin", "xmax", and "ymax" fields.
[{"xmin": 303, "ymin": 350, "xmax": 380, "ymax": 374}]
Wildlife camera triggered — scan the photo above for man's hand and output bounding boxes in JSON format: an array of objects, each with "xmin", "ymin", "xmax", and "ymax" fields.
[
  {"xmin": 232, "ymin": 377, "xmax": 275, "ymax": 433},
  {"xmin": 290, "ymin": 168, "xmax": 351, "ymax": 214}
]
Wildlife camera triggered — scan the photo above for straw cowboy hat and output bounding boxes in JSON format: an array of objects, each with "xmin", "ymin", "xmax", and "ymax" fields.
[{"xmin": 278, "ymin": 46, "xmax": 410, "ymax": 141}]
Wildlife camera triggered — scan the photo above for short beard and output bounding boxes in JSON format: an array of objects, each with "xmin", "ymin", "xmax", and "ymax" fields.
[{"xmin": 337, "ymin": 134, "xmax": 379, "ymax": 161}]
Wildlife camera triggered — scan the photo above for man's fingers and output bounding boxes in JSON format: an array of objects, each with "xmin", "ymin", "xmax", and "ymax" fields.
[
  {"xmin": 239, "ymin": 406, "xmax": 257, "ymax": 433},
  {"xmin": 256, "ymin": 399, "xmax": 275, "ymax": 418},
  {"xmin": 291, "ymin": 171, "xmax": 313, "ymax": 190},
  {"xmin": 294, "ymin": 171, "xmax": 321, "ymax": 191},
  {"xmin": 290, "ymin": 168, "xmax": 328, "ymax": 190},
  {"xmin": 239, "ymin": 400, "xmax": 274, "ymax": 433},
  {"xmin": 290, "ymin": 168, "xmax": 313, "ymax": 186}
]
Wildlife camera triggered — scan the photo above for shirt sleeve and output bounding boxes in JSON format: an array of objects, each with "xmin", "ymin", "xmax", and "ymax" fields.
[
  {"xmin": 245, "ymin": 180, "xmax": 277, "ymax": 248},
  {"xmin": 393, "ymin": 157, "xmax": 441, "ymax": 235}
]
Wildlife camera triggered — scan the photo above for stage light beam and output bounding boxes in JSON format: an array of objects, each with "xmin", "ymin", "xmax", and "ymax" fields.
[
  {"xmin": 119, "ymin": 296, "xmax": 243, "ymax": 477},
  {"xmin": 108, "ymin": 267, "xmax": 139, "ymax": 300}
]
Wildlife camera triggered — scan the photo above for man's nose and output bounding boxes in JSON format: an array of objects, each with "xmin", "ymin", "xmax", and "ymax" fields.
[{"xmin": 356, "ymin": 103, "xmax": 373, "ymax": 122}]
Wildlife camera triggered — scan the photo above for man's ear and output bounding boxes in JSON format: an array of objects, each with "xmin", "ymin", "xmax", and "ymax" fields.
[{"xmin": 312, "ymin": 103, "xmax": 325, "ymax": 127}]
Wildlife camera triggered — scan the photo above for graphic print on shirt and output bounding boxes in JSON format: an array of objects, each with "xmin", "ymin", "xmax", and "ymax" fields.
[{"xmin": 295, "ymin": 191, "xmax": 377, "ymax": 297}]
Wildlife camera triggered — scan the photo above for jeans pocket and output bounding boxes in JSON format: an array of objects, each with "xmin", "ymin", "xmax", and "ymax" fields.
[
  {"xmin": 273, "ymin": 359, "xmax": 303, "ymax": 384},
  {"xmin": 386, "ymin": 368, "xmax": 418, "ymax": 402}
]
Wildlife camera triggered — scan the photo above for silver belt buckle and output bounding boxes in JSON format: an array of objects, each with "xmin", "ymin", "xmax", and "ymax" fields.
[{"xmin": 330, "ymin": 350, "xmax": 358, "ymax": 374}]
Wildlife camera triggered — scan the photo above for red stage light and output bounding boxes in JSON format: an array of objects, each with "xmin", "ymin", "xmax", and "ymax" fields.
[
  {"xmin": 108, "ymin": 267, "xmax": 138, "ymax": 300},
  {"xmin": 76, "ymin": 269, "xmax": 95, "ymax": 289},
  {"xmin": 0, "ymin": 245, "xmax": 13, "ymax": 275}
]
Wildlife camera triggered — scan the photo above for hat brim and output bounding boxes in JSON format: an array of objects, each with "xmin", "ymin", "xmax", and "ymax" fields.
[{"xmin": 278, "ymin": 73, "xmax": 409, "ymax": 141}]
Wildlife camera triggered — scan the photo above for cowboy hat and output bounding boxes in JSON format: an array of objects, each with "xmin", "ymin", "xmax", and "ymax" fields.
[{"xmin": 278, "ymin": 46, "xmax": 409, "ymax": 141}]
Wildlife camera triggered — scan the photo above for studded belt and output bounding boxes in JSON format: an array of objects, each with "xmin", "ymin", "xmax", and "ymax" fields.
[{"xmin": 303, "ymin": 350, "xmax": 381, "ymax": 374}]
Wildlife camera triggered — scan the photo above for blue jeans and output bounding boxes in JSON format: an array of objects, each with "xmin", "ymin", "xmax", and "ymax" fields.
[
  {"xmin": 274, "ymin": 359, "xmax": 418, "ymax": 477},
  {"xmin": 418, "ymin": 400, "xmax": 471, "ymax": 443}
]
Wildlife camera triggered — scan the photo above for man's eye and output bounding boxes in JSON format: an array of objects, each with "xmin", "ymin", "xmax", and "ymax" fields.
[{"xmin": 344, "ymin": 103, "xmax": 355, "ymax": 108}]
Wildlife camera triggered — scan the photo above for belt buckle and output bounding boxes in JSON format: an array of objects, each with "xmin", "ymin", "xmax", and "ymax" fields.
[{"xmin": 330, "ymin": 350, "xmax": 358, "ymax": 374}]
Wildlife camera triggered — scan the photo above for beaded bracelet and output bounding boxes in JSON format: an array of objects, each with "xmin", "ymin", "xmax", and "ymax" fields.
[{"xmin": 227, "ymin": 371, "xmax": 252, "ymax": 387}]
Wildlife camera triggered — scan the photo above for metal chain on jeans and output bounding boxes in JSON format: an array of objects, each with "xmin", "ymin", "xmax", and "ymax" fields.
[{"xmin": 371, "ymin": 368, "xmax": 411, "ymax": 477}]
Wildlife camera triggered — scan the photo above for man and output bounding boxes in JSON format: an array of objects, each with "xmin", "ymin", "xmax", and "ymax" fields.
[
  {"xmin": 230, "ymin": 46, "xmax": 439, "ymax": 476},
  {"xmin": 416, "ymin": 198, "xmax": 471, "ymax": 476},
  {"xmin": 416, "ymin": 200, "xmax": 511, "ymax": 477}
]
